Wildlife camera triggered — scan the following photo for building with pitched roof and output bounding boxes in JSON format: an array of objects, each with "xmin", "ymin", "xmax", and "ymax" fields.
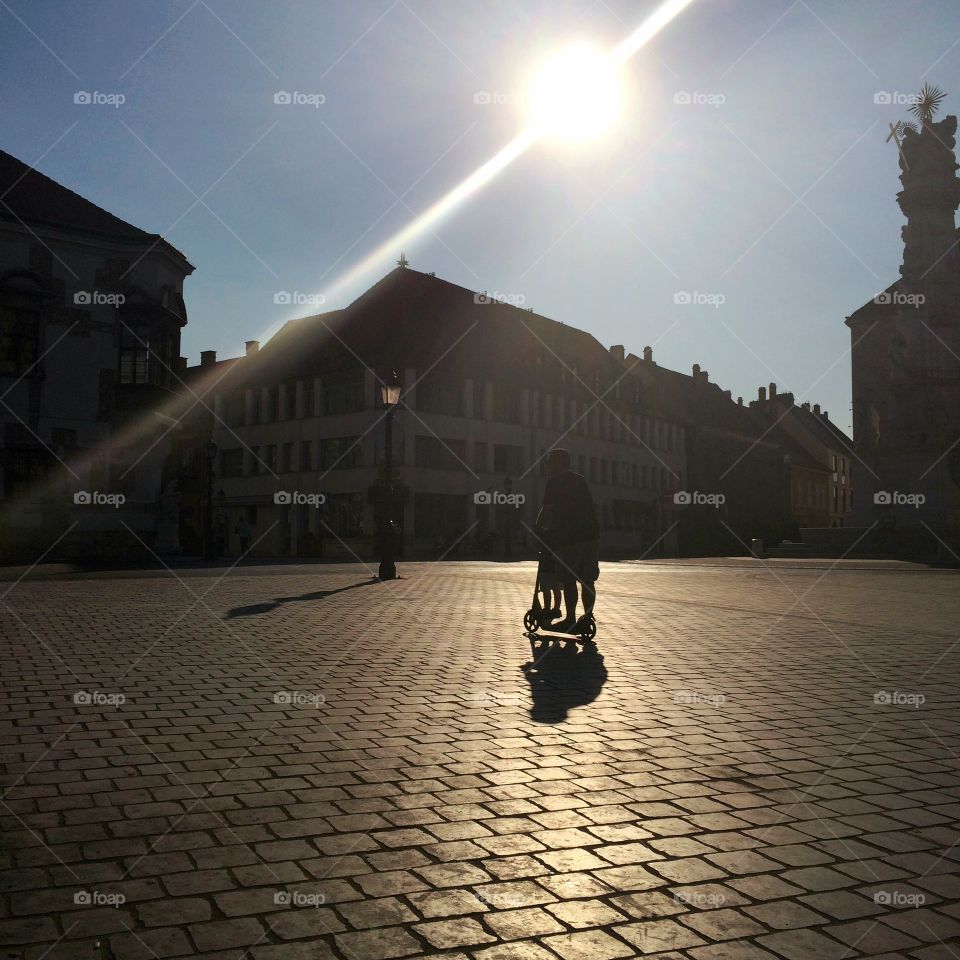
[
  {"xmin": 194, "ymin": 265, "xmax": 687, "ymax": 559},
  {"xmin": 0, "ymin": 148, "xmax": 194, "ymax": 559}
]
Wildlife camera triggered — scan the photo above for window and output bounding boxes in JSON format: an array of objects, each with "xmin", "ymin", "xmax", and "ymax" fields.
[
  {"xmin": 319, "ymin": 436, "xmax": 362, "ymax": 470},
  {"xmin": 415, "ymin": 492, "xmax": 467, "ymax": 540},
  {"xmin": 473, "ymin": 380, "xmax": 486, "ymax": 419},
  {"xmin": 323, "ymin": 492, "xmax": 364, "ymax": 537},
  {"xmin": 282, "ymin": 382, "xmax": 297, "ymax": 420},
  {"xmin": 300, "ymin": 441, "xmax": 312, "ymax": 471},
  {"xmin": 416, "ymin": 435, "xmax": 464, "ymax": 470},
  {"xmin": 322, "ymin": 370, "xmax": 364, "ymax": 415},
  {"xmin": 492, "ymin": 382, "xmax": 521, "ymax": 423},
  {"xmin": 418, "ymin": 378, "xmax": 463, "ymax": 416},
  {"xmin": 251, "ymin": 390, "xmax": 262, "ymax": 424},
  {"xmin": 0, "ymin": 305, "xmax": 39, "ymax": 377},
  {"xmin": 249, "ymin": 446, "xmax": 260, "ymax": 475},
  {"xmin": 281, "ymin": 443, "xmax": 294, "ymax": 472},
  {"xmin": 493, "ymin": 444, "xmax": 522, "ymax": 475},
  {"xmin": 221, "ymin": 449, "xmax": 244, "ymax": 477},
  {"xmin": 119, "ymin": 324, "xmax": 151, "ymax": 384},
  {"xmin": 3, "ymin": 446, "xmax": 48, "ymax": 499},
  {"xmin": 302, "ymin": 379, "xmax": 315, "ymax": 417},
  {"xmin": 265, "ymin": 445, "xmax": 277, "ymax": 471},
  {"xmin": 225, "ymin": 390, "xmax": 244, "ymax": 427},
  {"xmin": 474, "ymin": 442, "xmax": 488, "ymax": 472}
]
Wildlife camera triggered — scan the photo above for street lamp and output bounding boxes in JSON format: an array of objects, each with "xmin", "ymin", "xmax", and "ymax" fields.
[
  {"xmin": 378, "ymin": 371, "xmax": 402, "ymax": 580},
  {"xmin": 204, "ymin": 439, "xmax": 218, "ymax": 562}
]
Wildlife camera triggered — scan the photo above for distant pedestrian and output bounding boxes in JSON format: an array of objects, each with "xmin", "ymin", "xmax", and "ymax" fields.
[{"xmin": 235, "ymin": 516, "xmax": 252, "ymax": 556}]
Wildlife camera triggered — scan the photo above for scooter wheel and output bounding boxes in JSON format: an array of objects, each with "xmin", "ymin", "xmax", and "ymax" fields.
[
  {"xmin": 523, "ymin": 610, "xmax": 539, "ymax": 632},
  {"xmin": 578, "ymin": 616, "xmax": 597, "ymax": 642}
]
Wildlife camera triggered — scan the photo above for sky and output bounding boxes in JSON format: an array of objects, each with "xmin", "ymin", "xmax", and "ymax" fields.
[{"xmin": 3, "ymin": 0, "xmax": 960, "ymax": 436}]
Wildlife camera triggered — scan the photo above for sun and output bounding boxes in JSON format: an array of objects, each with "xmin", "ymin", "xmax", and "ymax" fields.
[{"xmin": 527, "ymin": 43, "xmax": 623, "ymax": 143}]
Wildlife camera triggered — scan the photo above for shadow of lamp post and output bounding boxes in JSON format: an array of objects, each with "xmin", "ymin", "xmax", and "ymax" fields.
[{"xmin": 378, "ymin": 371, "xmax": 402, "ymax": 580}]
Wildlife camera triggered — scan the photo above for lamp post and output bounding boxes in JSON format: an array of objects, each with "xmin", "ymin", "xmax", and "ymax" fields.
[
  {"xmin": 204, "ymin": 440, "xmax": 218, "ymax": 562},
  {"xmin": 378, "ymin": 371, "xmax": 402, "ymax": 580}
]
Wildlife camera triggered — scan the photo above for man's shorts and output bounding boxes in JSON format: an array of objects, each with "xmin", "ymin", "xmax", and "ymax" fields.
[{"xmin": 553, "ymin": 539, "xmax": 600, "ymax": 585}]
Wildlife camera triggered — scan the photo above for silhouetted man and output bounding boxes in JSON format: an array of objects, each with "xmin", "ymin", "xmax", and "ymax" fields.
[{"xmin": 536, "ymin": 448, "xmax": 599, "ymax": 632}]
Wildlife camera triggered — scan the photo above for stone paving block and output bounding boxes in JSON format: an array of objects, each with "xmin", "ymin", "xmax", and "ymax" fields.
[
  {"xmin": 758, "ymin": 927, "xmax": 859, "ymax": 959},
  {"xmin": 335, "ymin": 925, "xmax": 423, "ymax": 959},
  {"xmin": 542, "ymin": 928, "xmax": 636, "ymax": 959},
  {"xmin": 614, "ymin": 918, "xmax": 707, "ymax": 952},
  {"xmin": 483, "ymin": 906, "xmax": 565, "ymax": 939}
]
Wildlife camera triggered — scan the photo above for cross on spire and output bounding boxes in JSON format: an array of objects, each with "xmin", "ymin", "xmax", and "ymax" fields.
[{"xmin": 397, "ymin": 251, "xmax": 409, "ymax": 268}]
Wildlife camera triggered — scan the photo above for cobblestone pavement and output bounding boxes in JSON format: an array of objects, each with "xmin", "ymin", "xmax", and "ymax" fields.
[{"xmin": 2, "ymin": 559, "xmax": 960, "ymax": 960}]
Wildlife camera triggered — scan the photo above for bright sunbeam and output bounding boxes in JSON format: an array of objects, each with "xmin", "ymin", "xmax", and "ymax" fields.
[{"xmin": 300, "ymin": 0, "xmax": 698, "ymax": 316}]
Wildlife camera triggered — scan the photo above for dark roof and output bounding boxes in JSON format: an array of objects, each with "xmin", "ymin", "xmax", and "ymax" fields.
[
  {"xmin": 237, "ymin": 267, "xmax": 622, "ymax": 385},
  {"xmin": 0, "ymin": 148, "xmax": 191, "ymax": 266}
]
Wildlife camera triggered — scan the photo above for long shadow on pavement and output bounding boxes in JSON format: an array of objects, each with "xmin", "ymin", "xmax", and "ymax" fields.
[
  {"xmin": 224, "ymin": 578, "xmax": 379, "ymax": 618},
  {"xmin": 521, "ymin": 637, "xmax": 608, "ymax": 724}
]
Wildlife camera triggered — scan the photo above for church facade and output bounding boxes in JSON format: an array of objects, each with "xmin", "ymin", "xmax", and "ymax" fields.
[{"xmin": 846, "ymin": 110, "xmax": 960, "ymax": 554}]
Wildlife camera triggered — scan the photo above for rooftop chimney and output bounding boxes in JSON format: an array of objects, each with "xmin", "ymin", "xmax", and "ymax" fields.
[
  {"xmin": 200, "ymin": 350, "xmax": 217, "ymax": 368},
  {"xmin": 692, "ymin": 363, "xmax": 700, "ymax": 376},
  {"xmin": 758, "ymin": 386, "xmax": 767, "ymax": 402},
  {"xmin": 245, "ymin": 340, "xmax": 260, "ymax": 356},
  {"xmin": 643, "ymin": 345, "xmax": 653, "ymax": 362},
  {"xmin": 801, "ymin": 401, "xmax": 810, "ymax": 411},
  {"xmin": 813, "ymin": 403, "xmax": 821, "ymax": 415},
  {"xmin": 609, "ymin": 344, "xmax": 625, "ymax": 361},
  {"xmin": 823, "ymin": 410, "xmax": 829, "ymax": 420},
  {"xmin": 769, "ymin": 382, "xmax": 777, "ymax": 399},
  {"xmin": 737, "ymin": 396, "xmax": 743, "ymax": 406},
  {"xmin": 178, "ymin": 356, "xmax": 188, "ymax": 371},
  {"xmin": 723, "ymin": 389, "xmax": 732, "ymax": 401}
]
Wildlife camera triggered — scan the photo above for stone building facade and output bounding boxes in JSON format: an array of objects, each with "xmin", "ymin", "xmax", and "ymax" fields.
[
  {"xmin": 198, "ymin": 267, "xmax": 686, "ymax": 559},
  {"xmin": 0, "ymin": 149, "xmax": 194, "ymax": 560}
]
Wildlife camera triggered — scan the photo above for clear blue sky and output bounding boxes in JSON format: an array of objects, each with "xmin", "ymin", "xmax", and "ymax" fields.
[{"xmin": 4, "ymin": 0, "xmax": 960, "ymax": 435}]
